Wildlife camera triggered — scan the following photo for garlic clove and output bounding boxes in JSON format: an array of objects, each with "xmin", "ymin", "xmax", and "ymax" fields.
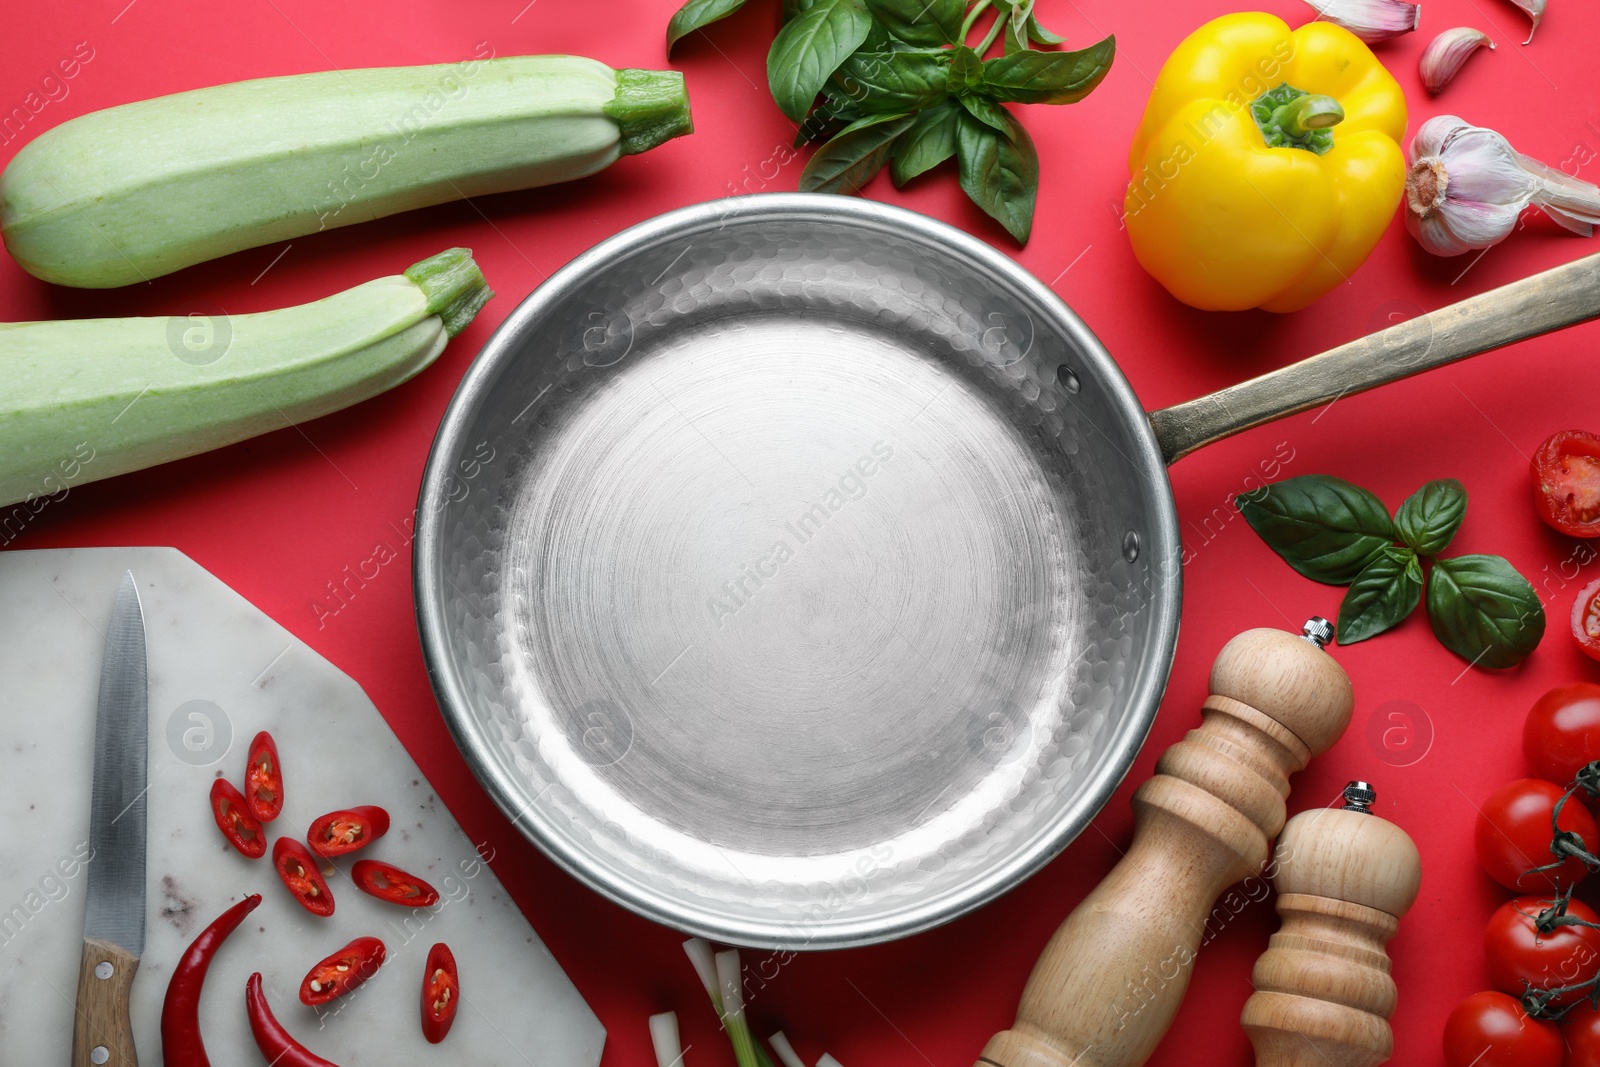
[
  {"xmin": 1420, "ymin": 28, "xmax": 1495, "ymax": 94},
  {"xmin": 1509, "ymin": 0, "xmax": 1545, "ymax": 44},
  {"xmin": 1300, "ymin": 0, "xmax": 1421, "ymax": 43}
]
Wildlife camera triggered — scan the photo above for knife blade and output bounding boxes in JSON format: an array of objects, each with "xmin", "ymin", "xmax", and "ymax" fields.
[{"xmin": 73, "ymin": 570, "xmax": 148, "ymax": 1067}]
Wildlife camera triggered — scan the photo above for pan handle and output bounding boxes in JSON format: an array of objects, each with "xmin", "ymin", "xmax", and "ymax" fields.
[{"xmin": 1147, "ymin": 251, "xmax": 1600, "ymax": 465}]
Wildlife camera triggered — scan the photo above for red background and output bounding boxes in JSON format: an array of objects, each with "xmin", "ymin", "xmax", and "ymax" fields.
[{"xmin": 5, "ymin": 1, "xmax": 1600, "ymax": 1064}]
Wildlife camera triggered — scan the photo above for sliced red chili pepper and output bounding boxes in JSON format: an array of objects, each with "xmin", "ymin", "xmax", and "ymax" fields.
[
  {"xmin": 306, "ymin": 805, "xmax": 390, "ymax": 858},
  {"xmin": 352, "ymin": 859, "xmax": 441, "ymax": 908},
  {"xmin": 298, "ymin": 936, "xmax": 387, "ymax": 1006},
  {"xmin": 209, "ymin": 778, "xmax": 266, "ymax": 859},
  {"xmin": 272, "ymin": 837, "xmax": 334, "ymax": 917},
  {"xmin": 246, "ymin": 973, "xmax": 341, "ymax": 1067},
  {"xmin": 421, "ymin": 942, "xmax": 459, "ymax": 1044},
  {"xmin": 161, "ymin": 894, "xmax": 261, "ymax": 1067},
  {"xmin": 244, "ymin": 731, "xmax": 283, "ymax": 823}
]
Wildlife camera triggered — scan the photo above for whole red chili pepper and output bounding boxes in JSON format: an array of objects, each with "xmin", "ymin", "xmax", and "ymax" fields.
[
  {"xmin": 299, "ymin": 936, "xmax": 387, "ymax": 1006},
  {"xmin": 352, "ymin": 859, "xmax": 440, "ymax": 907},
  {"xmin": 273, "ymin": 837, "xmax": 335, "ymax": 917},
  {"xmin": 246, "ymin": 972, "xmax": 342, "ymax": 1067},
  {"xmin": 160, "ymin": 894, "xmax": 261, "ymax": 1067},
  {"xmin": 244, "ymin": 731, "xmax": 283, "ymax": 823},
  {"xmin": 306, "ymin": 805, "xmax": 390, "ymax": 857},
  {"xmin": 421, "ymin": 942, "xmax": 460, "ymax": 1044},
  {"xmin": 209, "ymin": 778, "xmax": 266, "ymax": 858}
]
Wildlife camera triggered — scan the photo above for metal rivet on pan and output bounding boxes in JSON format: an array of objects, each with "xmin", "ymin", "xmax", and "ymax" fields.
[
  {"xmin": 1122, "ymin": 531, "xmax": 1140, "ymax": 561},
  {"xmin": 1055, "ymin": 365, "xmax": 1081, "ymax": 394}
]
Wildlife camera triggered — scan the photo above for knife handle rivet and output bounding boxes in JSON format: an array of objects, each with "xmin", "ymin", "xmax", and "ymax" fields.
[
  {"xmin": 90, "ymin": 1047, "xmax": 109, "ymax": 1064},
  {"xmin": 94, "ymin": 961, "xmax": 114, "ymax": 979}
]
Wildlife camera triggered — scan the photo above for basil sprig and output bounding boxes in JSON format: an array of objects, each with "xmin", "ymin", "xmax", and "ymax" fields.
[
  {"xmin": 666, "ymin": 0, "xmax": 1115, "ymax": 242},
  {"xmin": 1237, "ymin": 475, "xmax": 1545, "ymax": 668}
]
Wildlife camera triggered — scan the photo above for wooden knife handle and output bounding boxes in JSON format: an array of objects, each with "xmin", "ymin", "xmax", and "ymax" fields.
[
  {"xmin": 72, "ymin": 938, "xmax": 140, "ymax": 1067},
  {"xmin": 977, "ymin": 626, "xmax": 1353, "ymax": 1067}
]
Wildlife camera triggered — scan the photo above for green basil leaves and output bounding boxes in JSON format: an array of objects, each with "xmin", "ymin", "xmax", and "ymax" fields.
[
  {"xmin": 666, "ymin": 0, "xmax": 1115, "ymax": 242},
  {"xmin": 1237, "ymin": 474, "xmax": 1544, "ymax": 668}
]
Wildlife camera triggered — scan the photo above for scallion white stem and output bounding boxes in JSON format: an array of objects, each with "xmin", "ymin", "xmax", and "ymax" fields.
[
  {"xmin": 683, "ymin": 938, "xmax": 723, "ymax": 1011},
  {"xmin": 711, "ymin": 949, "xmax": 762, "ymax": 1067},
  {"xmin": 769, "ymin": 1032, "xmax": 807, "ymax": 1067},
  {"xmin": 817, "ymin": 1056, "xmax": 846, "ymax": 1067},
  {"xmin": 650, "ymin": 1012, "xmax": 685, "ymax": 1067}
]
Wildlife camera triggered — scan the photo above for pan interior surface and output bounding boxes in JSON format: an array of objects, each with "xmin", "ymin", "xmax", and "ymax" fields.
[{"xmin": 418, "ymin": 197, "xmax": 1179, "ymax": 948}]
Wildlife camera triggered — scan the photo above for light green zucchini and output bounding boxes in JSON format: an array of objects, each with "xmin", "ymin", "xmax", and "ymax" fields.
[
  {"xmin": 0, "ymin": 247, "xmax": 490, "ymax": 510},
  {"xmin": 0, "ymin": 55, "xmax": 691, "ymax": 288}
]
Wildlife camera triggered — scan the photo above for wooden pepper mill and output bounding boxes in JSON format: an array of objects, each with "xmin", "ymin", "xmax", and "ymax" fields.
[
  {"xmin": 978, "ymin": 620, "xmax": 1354, "ymax": 1067},
  {"xmin": 1241, "ymin": 781, "xmax": 1422, "ymax": 1067}
]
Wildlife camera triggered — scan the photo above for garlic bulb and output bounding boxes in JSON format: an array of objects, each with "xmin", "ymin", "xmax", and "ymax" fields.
[
  {"xmin": 1300, "ymin": 0, "xmax": 1421, "ymax": 42},
  {"xmin": 1405, "ymin": 116, "xmax": 1600, "ymax": 256},
  {"xmin": 1420, "ymin": 29, "xmax": 1495, "ymax": 94}
]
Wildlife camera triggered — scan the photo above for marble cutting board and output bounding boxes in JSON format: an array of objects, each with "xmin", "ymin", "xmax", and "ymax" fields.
[{"xmin": 0, "ymin": 547, "xmax": 604, "ymax": 1066}]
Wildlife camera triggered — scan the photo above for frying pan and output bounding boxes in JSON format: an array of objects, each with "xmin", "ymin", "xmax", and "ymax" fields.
[{"xmin": 415, "ymin": 194, "xmax": 1600, "ymax": 950}]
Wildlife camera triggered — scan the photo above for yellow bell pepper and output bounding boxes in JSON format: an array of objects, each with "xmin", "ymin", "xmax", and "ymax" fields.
[{"xmin": 1123, "ymin": 13, "xmax": 1407, "ymax": 312}]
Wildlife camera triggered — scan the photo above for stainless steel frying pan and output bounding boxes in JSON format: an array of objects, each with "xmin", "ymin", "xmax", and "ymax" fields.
[{"xmin": 415, "ymin": 194, "xmax": 1600, "ymax": 950}]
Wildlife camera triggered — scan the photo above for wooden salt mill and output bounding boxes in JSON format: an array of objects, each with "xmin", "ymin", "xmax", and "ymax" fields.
[
  {"xmin": 978, "ymin": 620, "xmax": 1354, "ymax": 1067},
  {"xmin": 1241, "ymin": 781, "xmax": 1422, "ymax": 1067}
]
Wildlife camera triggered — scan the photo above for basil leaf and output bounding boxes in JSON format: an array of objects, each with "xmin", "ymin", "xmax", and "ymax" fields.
[
  {"xmin": 958, "ymin": 92, "xmax": 1011, "ymax": 133},
  {"xmin": 1427, "ymin": 554, "xmax": 1545, "ymax": 668},
  {"xmin": 667, "ymin": 0, "xmax": 750, "ymax": 52},
  {"xmin": 864, "ymin": 0, "xmax": 963, "ymax": 45},
  {"xmin": 1235, "ymin": 475, "xmax": 1396, "ymax": 585},
  {"xmin": 800, "ymin": 112, "xmax": 916, "ymax": 193},
  {"xmin": 949, "ymin": 46, "xmax": 985, "ymax": 94},
  {"xmin": 981, "ymin": 37, "xmax": 1116, "ymax": 104},
  {"xmin": 768, "ymin": 0, "xmax": 875, "ymax": 123},
  {"xmin": 1003, "ymin": 9, "xmax": 1030, "ymax": 56},
  {"xmin": 956, "ymin": 109, "xmax": 1037, "ymax": 243},
  {"xmin": 1394, "ymin": 478, "xmax": 1468, "ymax": 557},
  {"xmin": 1337, "ymin": 546, "xmax": 1423, "ymax": 645},
  {"xmin": 794, "ymin": 94, "xmax": 864, "ymax": 147},
  {"xmin": 891, "ymin": 100, "xmax": 960, "ymax": 186},
  {"xmin": 1026, "ymin": 12, "xmax": 1067, "ymax": 45},
  {"xmin": 831, "ymin": 50, "xmax": 950, "ymax": 112},
  {"xmin": 783, "ymin": 0, "xmax": 815, "ymax": 21}
]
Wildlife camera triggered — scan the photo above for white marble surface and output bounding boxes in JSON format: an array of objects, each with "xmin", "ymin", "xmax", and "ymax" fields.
[{"xmin": 0, "ymin": 547, "xmax": 604, "ymax": 1066}]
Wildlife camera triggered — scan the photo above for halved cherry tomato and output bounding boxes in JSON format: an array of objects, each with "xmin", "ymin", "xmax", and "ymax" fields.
[
  {"xmin": 1575, "ymin": 577, "xmax": 1600, "ymax": 663},
  {"xmin": 352, "ymin": 860, "xmax": 440, "ymax": 908},
  {"xmin": 1444, "ymin": 991, "xmax": 1563, "ymax": 1067},
  {"xmin": 1564, "ymin": 1000, "xmax": 1600, "ymax": 1067},
  {"xmin": 1485, "ymin": 895, "xmax": 1600, "ymax": 1006},
  {"xmin": 1475, "ymin": 778, "xmax": 1599, "ymax": 893},
  {"xmin": 209, "ymin": 778, "xmax": 266, "ymax": 858},
  {"xmin": 244, "ymin": 731, "xmax": 283, "ymax": 823},
  {"xmin": 306, "ymin": 806, "xmax": 390, "ymax": 858},
  {"xmin": 299, "ymin": 936, "xmax": 386, "ymax": 1006},
  {"xmin": 273, "ymin": 837, "xmax": 334, "ymax": 917},
  {"xmin": 1534, "ymin": 430, "xmax": 1600, "ymax": 538},
  {"xmin": 421, "ymin": 943, "xmax": 459, "ymax": 1044},
  {"xmin": 1525, "ymin": 683, "xmax": 1600, "ymax": 783}
]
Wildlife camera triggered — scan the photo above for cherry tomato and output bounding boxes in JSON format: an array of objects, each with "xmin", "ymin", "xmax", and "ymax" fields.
[
  {"xmin": 306, "ymin": 806, "xmax": 390, "ymax": 858},
  {"xmin": 1534, "ymin": 430, "xmax": 1600, "ymax": 538},
  {"xmin": 1485, "ymin": 895, "xmax": 1600, "ymax": 1006},
  {"xmin": 1525, "ymin": 683, "xmax": 1600, "ymax": 783},
  {"xmin": 1575, "ymin": 577, "xmax": 1600, "ymax": 664},
  {"xmin": 352, "ymin": 860, "xmax": 440, "ymax": 908},
  {"xmin": 244, "ymin": 731, "xmax": 283, "ymax": 823},
  {"xmin": 421, "ymin": 943, "xmax": 459, "ymax": 1044},
  {"xmin": 209, "ymin": 778, "xmax": 266, "ymax": 859},
  {"xmin": 1475, "ymin": 777, "xmax": 1599, "ymax": 893},
  {"xmin": 299, "ymin": 936, "xmax": 386, "ymax": 1006},
  {"xmin": 1564, "ymin": 1000, "xmax": 1600, "ymax": 1067},
  {"xmin": 1443, "ymin": 991, "xmax": 1563, "ymax": 1067},
  {"xmin": 273, "ymin": 837, "xmax": 334, "ymax": 917}
]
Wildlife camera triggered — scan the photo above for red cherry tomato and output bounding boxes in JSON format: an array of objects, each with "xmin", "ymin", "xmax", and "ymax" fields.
[
  {"xmin": 299, "ymin": 936, "xmax": 386, "ymax": 1006},
  {"xmin": 1565, "ymin": 1000, "xmax": 1600, "ymax": 1067},
  {"xmin": 306, "ymin": 806, "xmax": 390, "ymax": 858},
  {"xmin": 1533, "ymin": 430, "xmax": 1600, "ymax": 538},
  {"xmin": 421, "ymin": 943, "xmax": 459, "ymax": 1044},
  {"xmin": 1485, "ymin": 895, "xmax": 1600, "ymax": 1006},
  {"xmin": 1475, "ymin": 778, "xmax": 1599, "ymax": 893},
  {"xmin": 1575, "ymin": 577, "xmax": 1600, "ymax": 664},
  {"xmin": 273, "ymin": 837, "xmax": 334, "ymax": 917},
  {"xmin": 244, "ymin": 731, "xmax": 283, "ymax": 823},
  {"xmin": 1443, "ymin": 991, "xmax": 1563, "ymax": 1067},
  {"xmin": 352, "ymin": 860, "xmax": 440, "ymax": 908},
  {"xmin": 1525, "ymin": 683, "xmax": 1600, "ymax": 783},
  {"xmin": 208, "ymin": 779, "xmax": 266, "ymax": 859}
]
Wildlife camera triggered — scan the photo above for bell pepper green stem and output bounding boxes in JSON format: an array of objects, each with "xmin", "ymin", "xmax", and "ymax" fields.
[
  {"xmin": 1271, "ymin": 94, "xmax": 1345, "ymax": 138},
  {"xmin": 1250, "ymin": 83, "xmax": 1343, "ymax": 156}
]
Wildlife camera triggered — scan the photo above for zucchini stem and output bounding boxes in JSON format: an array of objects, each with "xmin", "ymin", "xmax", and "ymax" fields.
[
  {"xmin": 608, "ymin": 70, "xmax": 694, "ymax": 155},
  {"xmin": 404, "ymin": 247, "xmax": 493, "ymax": 337}
]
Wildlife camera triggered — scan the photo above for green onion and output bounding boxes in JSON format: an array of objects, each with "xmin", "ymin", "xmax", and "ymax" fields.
[
  {"xmin": 649, "ymin": 1012, "xmax": 684, "ymax": 1067},
  {"xmin": 769, "ymin": 1031, "xmax": 806, "ymax": 1067}
]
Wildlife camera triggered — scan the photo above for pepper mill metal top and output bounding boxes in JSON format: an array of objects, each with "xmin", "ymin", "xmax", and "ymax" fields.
[
  {"xmin": 1301, "ymin": 616, "xmax": 1334, "ymax": 649},
  {"xmin": 1341, "ymin": 780, "xmax": 1377, "ymax": 814}
]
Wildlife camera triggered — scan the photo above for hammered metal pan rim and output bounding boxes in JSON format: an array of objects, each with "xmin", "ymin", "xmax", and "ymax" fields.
[{"xmin": 414, "ymin": 193, "xmax": 1184, "ymax": 949}]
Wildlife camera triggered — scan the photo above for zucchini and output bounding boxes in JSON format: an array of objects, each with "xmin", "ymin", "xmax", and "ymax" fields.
[
  {"xmin": 0, "ymin": 55, "xmax": 691, "ymax": 288},
  {"xmin": 0, "ymin": 247, "xmax": 490, "ymax": 510}
]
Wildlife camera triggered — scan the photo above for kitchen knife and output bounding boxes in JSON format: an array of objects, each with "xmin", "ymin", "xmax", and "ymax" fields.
[{"xmin": 73, "ymin": 571, "xmax": 148, "ymax": 1067}]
